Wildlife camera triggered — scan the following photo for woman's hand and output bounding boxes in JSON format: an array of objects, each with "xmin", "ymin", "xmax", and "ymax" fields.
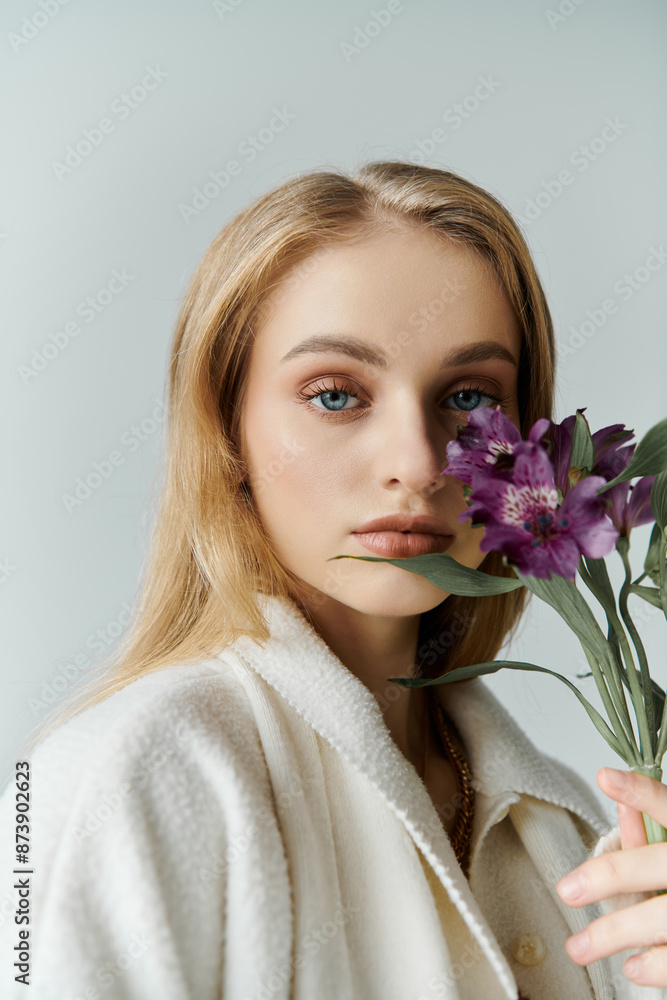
[{"xmin": 554, "ymin": 766, "xmax": 667, "ymax": 989}]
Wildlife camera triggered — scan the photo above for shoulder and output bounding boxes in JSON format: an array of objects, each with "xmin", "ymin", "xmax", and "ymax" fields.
[
  {"xmin": 0, "ymin": 656, "xmax": 270, "ymax": 835},
  {"xmin": 38, "ymin": 655, "xmax": 257, "ymax": 762},
  {"xmin": 0, "ymin": 662, "xmax": 290, "ymax": 995}
]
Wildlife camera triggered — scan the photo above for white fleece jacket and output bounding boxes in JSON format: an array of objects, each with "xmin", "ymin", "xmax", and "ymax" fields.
[{"xmin": 0, "ymin": 591, "xmax": 663, "ymax": 999}]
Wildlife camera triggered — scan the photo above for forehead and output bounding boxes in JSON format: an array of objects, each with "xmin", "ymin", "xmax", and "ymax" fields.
[{"xmin": 252, "ymin": 227, "xmax": 521, "ymax": 362}]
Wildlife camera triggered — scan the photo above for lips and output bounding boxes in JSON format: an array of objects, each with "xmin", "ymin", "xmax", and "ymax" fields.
[
  {"xmin": 352, "ymin": 513, "xmax": 453, "ymax": 535},
  {"xmin": 351, "ymin": 513, "xmax": 454, "ymax": 558},
  {"xmin": 352, "ymin": 531, "xmax": 455, "ymax": 558}
]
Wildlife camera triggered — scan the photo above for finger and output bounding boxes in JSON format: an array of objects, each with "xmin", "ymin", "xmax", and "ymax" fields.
[
  {"xmin": 622, "ymin": 943, "xmax": 667, "ymax": 989},
  {"xmin": 561, "ymin": 894, "xmax": 667, "ymax": 968},
  {"xmin": 618, "ymin": 800, "xmax": 649, "ymax": 851},
  {"xmin": 596, "ymin": 767, "xmax": 667, "ymax": 828},
  {"xmin": 556, "ymin": 841, "xmax": 667, "ymax": 904}
]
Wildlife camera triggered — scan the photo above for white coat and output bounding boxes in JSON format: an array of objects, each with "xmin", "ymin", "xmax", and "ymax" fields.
[{"xmin": 0, "ymin": 591, "xmax": 662, "ymax": 999}]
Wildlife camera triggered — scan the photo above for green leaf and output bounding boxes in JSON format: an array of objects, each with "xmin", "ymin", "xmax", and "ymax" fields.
[
  {"xmin": 570, "ymin": 409, "xmax": 596, "ymax": 474},
  {"xmin": 629, "ymin": 583, "xmax": 665, "ymax": 610},
  {"xmin": 651, "ymin": 470, "xmax": 667, "ymax": 530},
  {"xmin": 582, "ymin": 556, "xmax": 617, "ymax": 618},
  {"xmin": 597, "ymin": 417, "xmax": 667, "ymax": 493},
  {"xmin": 512, "ymin": 567, "xmax": 611, "ymax": 666},
  {"xmin": 389, "ymin": 658, "xmax": 625, "ymax": 758},
  {"xmin": 327, "ymin": 552, "xmax": 524, "ymax": 596},
  {"xmin": 644, "ymin": 521, "xmax": 667, "ymax": 588},
  {"xmin": 584, "ymin": 556, "xmax": 665, "ymax": 730},
  {"xmin": 510, "ymin": 565, "xmax": 645, "ymax": 758}
]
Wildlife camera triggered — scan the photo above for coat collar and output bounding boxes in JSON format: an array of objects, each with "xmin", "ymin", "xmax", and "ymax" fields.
[
  {"xmin": 233, "ymin": 591, "xmax": 608, "ymax": 836},
  {"xmin": 227, "ymin": 591, "xmax": 612, "ymax": 996}
]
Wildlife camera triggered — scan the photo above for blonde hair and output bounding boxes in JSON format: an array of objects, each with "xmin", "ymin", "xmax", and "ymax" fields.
[{"xmin": 21, "ymin": 160, "xmax": 555, "ymax": 758}]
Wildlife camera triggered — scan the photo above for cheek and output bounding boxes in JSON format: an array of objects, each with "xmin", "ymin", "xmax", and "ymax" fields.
[
  {"xmin": 243, "ymin": 396, "xmax": 344, "ymax": 518},
  {"xmin": 449, "ymin": 520, "xmax": 488, "ymax": 570},
  {"xmin": 251, "ymin": 440, "xmax": 350, "ymax": 571}
]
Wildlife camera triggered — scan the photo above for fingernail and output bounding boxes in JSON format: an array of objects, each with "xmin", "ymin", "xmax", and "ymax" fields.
[
  {"xmin": 603, "ymin": 767, "xmax": 629, "ymax": 789},
  {"xmin": 566, "ymin": 931, "xmax": 589, "ymax": 959},
  {"xmin": 624, "ymin": 956, "xmax": 642, "ymax": 979},
  {"xmin": 557, "ymin": 873, "xmax": 584, "ymax": 901}
]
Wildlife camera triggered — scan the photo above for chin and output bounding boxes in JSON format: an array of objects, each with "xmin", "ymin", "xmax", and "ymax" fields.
[{"xmin": 334, "ymin": 579, "xmax": 451, "ymax": 619}]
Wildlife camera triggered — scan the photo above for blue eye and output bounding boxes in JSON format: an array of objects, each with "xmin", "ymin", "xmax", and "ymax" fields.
[
  {"xmin": 317, "ymin": 391, "xmax": 353, "ymax": 411},
  {"xmin": 297, "ymin": 379, "xmax": 511, "ymax": 420},
  {"xmin": 448, "ymin": 387, "xmax": 499, "ymax": 411},
  {"xmin": 297, "ymin": 378, "xmax": 361, "ymax": 415}
]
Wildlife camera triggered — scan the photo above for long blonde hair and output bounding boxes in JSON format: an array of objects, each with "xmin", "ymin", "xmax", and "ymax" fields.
[{"xmin": 21, "ymin": 160, "xmax": 556, "ymax": 758}]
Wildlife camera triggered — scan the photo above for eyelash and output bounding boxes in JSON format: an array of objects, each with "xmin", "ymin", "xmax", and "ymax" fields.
[{"xmin": 296, "ymin": 378, "xmax": 513, "ymax": 421}]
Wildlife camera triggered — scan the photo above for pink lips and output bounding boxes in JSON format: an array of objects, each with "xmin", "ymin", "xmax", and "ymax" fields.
[
  {"xmin": 351, "ymin": 513, "xmax": 455, "ymax": 558},
  {"xmin": 352, "ymin": 531, "xmax": 455, "ymax": 558}
]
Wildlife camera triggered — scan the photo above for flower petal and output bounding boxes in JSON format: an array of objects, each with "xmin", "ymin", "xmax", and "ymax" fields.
[
  {"xmin": 444, "ymin": 407, "xmax": 522, "ymax": 484},
  {"xmin": 528, "ymin": 417, "xmax": 552, "ymax": 447},
  {"xmin": 560, "ymin": 476, "xmax": 620, "ymax": 558},
  {"xmin": 624, "ymin": 475, "xmax": 657, "ymax": 533}
]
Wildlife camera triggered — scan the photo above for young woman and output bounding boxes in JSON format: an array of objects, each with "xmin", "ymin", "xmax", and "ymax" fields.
[{"xmin": 1, "ymin": 161, "xmax": 665, "ymax": 999}]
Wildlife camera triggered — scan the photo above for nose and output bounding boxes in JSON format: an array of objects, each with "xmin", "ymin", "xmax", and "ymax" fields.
[{"xmin": 373, "ymin": 400, "xmax": 451, "ymax": 497}]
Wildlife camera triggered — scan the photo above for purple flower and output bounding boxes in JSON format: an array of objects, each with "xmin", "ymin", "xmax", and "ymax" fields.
[
  {"xmin": 540, "ymin": 409, "xmax": 655, "ymax": 537},
  {"xmin": 614, "ymin": 475, "xmax": 657, "ymax": 536},
  {"xmin": 442, "ymin": 409, "xmax": 620, "ymax": 580},
  {"xmin": 444, "ymin": 407, "xmax": 550, "ymax": 485},
  {"xmin": 543, "ymin": 408, "xmax": 634, "ymax": 493}
]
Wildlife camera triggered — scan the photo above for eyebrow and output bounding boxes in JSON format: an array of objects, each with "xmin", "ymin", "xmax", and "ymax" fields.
[{"xmin": 279, "ymin": 334, "xmax": 519, "ymax": 369}]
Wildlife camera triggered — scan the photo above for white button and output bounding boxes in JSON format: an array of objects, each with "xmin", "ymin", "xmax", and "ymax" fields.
[{"xmin": 510, "ymin": 933, "xmax": 547, "ymax": 966}]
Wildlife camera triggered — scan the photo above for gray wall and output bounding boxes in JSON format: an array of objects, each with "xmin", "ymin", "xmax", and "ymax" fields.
[{"xmin": 2, "ymin": 0, "xmax": 666, "ymax": 826}]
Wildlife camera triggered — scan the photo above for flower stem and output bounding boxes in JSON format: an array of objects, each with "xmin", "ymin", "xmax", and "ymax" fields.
[
  {"xmin": 629, "ymin": 765, "xmax": 667, "ymax": 878},
  {"xmin": 577, "ymin": 559, "xmax": 635, "ymax": 747},
  {"xmin": 654, "ymin": 536, "xmax": 667, "ymax": 764},
  {"xmin": 660, "ymin": 528, "xmax": 667, "ymax": 621},
  {"xmin": 579, "ymin": 644, "xmax": 640, "ymax": 765},
  {"xmin": 617, "ymin": 536, "xmax": 656, "ymax": 764},
  {"xmin": 655, "ymin": 695, "xmax": 667, "ymax": 765}
]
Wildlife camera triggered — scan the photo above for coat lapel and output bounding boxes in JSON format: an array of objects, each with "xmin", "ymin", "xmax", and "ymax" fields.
[{"xmin": 229, "ymin": 592, "xmax": 614, "ymax": 997}]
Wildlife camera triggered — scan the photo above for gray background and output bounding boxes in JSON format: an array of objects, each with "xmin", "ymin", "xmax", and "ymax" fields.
[{"xmin": 2, "ymin": 0, "xmax": 666, "ymax": 827}]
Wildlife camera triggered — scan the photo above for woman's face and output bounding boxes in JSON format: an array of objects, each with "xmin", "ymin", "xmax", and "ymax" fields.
[{"xmin": 239, "ymin": 226, "xmax": 523, "ymax": 619}]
